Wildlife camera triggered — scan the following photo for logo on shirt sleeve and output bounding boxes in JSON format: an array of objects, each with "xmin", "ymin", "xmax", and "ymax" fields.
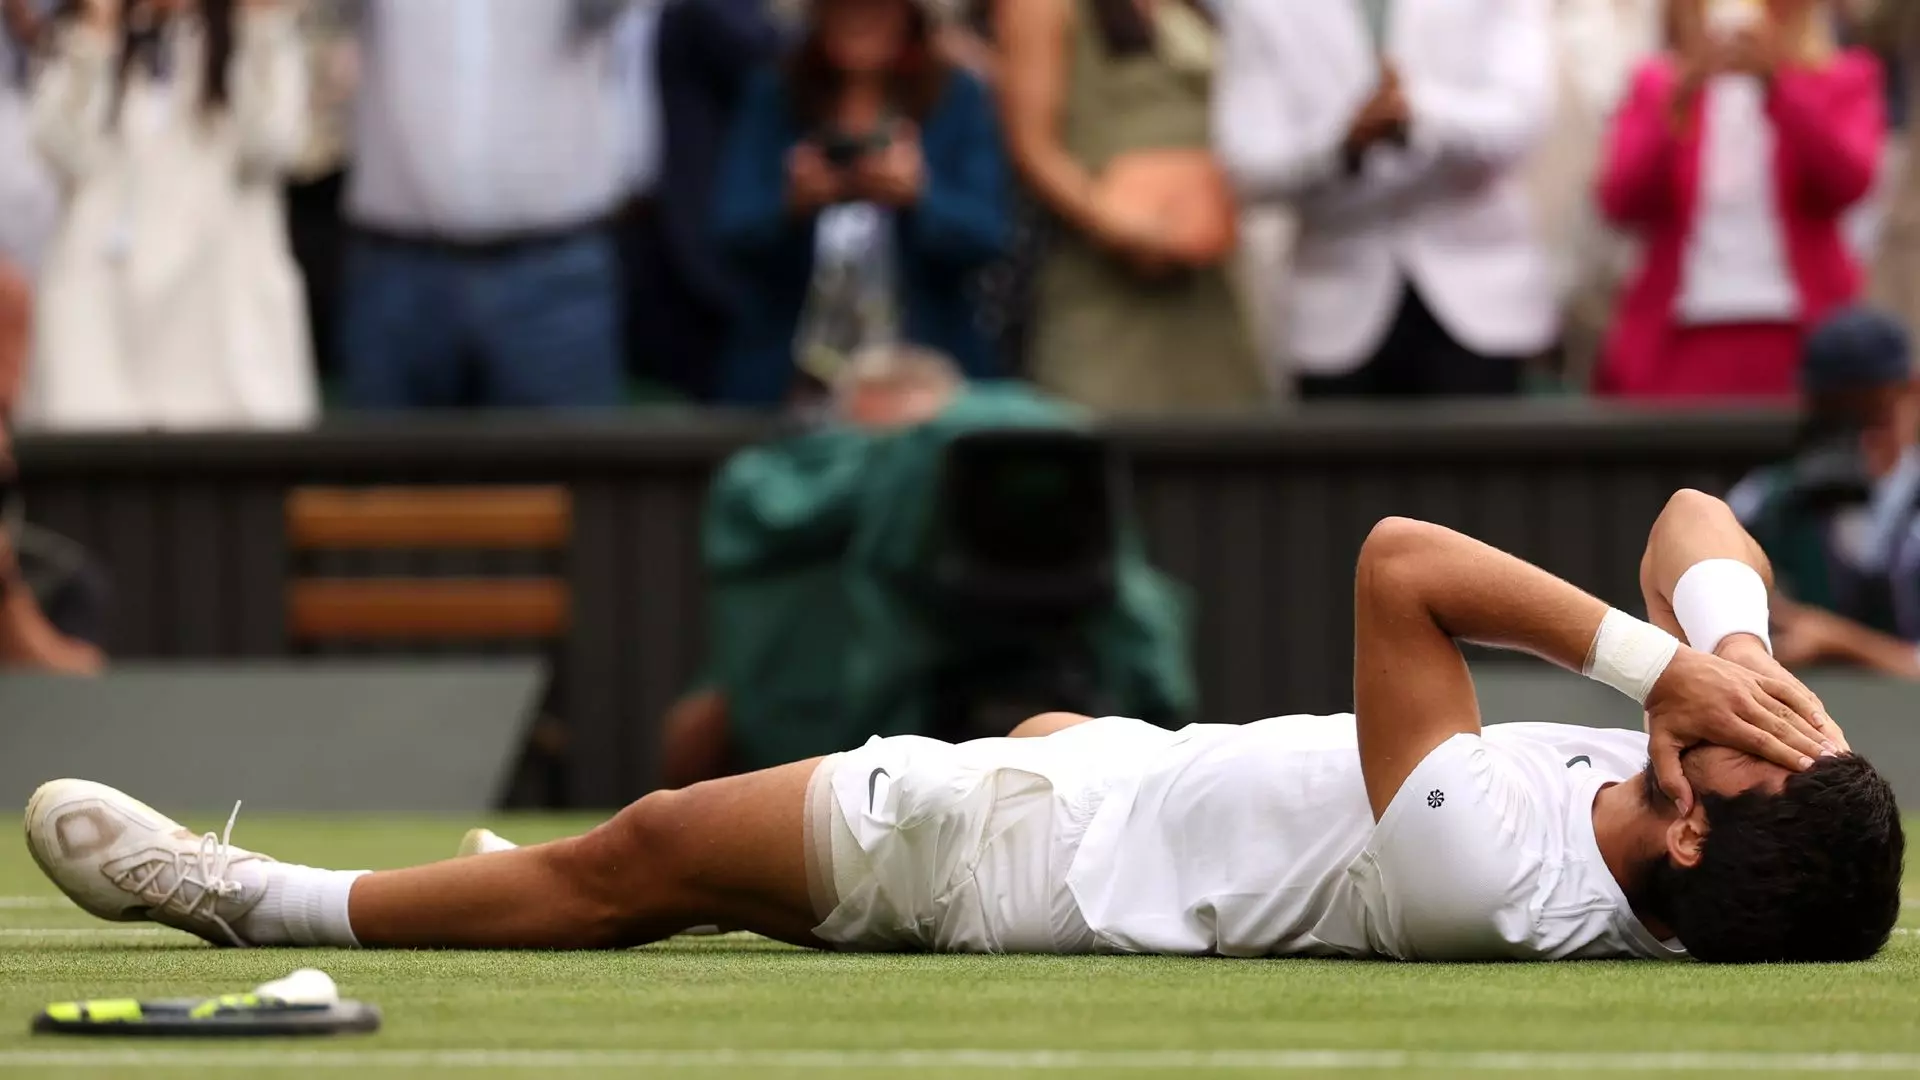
[
  {"xmin": 1426, "ymin": 790, "xmax": 1445, "ymax": 809},
  {"xmin": 1566, "ymin": 755, "xmax": 1592, "ymax": 769}
]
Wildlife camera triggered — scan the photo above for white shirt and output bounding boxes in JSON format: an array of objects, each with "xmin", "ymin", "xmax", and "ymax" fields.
[
  {"xmin": 608, "ymin": 3, "xmax": 662, "ymax": 197},
  {"xmin": 1065, "ymin": 716, "xmax": 1685, "ymax": 961},
  {"xmin": 1676, "ymin": 77, "xmax": 1801, "ymax": 326},
  {"xmin": 345, "ymin": 0, "xmax": 630, "ymax": 239}
]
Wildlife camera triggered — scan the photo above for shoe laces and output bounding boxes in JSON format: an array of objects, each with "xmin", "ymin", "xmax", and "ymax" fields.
[{"xmin": 112, "ymin": 801, "xmax": 250, "ymax": 947}]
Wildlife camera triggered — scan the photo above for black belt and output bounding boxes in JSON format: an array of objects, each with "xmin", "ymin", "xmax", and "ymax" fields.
[{"xmin": 351, "ymin": 215, "xmax": 614, "ymax": 260}]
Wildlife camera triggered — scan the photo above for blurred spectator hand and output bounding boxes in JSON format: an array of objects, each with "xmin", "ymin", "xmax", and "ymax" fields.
[
  {"xmin": 1662, "ymin": 12, "xmax": 1784, "ymax": 126},
  {"xmin": 1774, "ymin": 600, "xmax": 1853, "ymax": 667},
  {"xmin": 787, "ymin": 142, "xmax": 847, "ymax": 214},
  {"xmin": 77, "ymin": 0, "xmax": 117, "ymax": 29},
  {"xmin": 0, "ymin": 525, "xmax": 103, "ymax": 677},
  {"xmin": 1087, "ymin": 191, "xmax": 1179, "ymax": 277},
  {"xmin": 1343, "ymin": 64, "xmax": 1410, "ymax": 158},
  {"xmin": 849, "ymin": 122, "xmax": 924, "ymax": 208},
  {"xmin": 1772, "ymin": 598, "xmax": 1920, "ymax": 680},
  {"xmin": 1669, "ymin": 41, "xmax": 1715, "ymax": 123},
  {"xmin": 1715, "ymin": 18, "xmax": 1783, "ymax": 79}
]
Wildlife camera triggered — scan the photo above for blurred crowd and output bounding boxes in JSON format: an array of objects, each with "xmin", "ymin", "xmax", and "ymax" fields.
[{"xmin": 0, "ymin": 0, "xmax": 1917, "ymax": 427}]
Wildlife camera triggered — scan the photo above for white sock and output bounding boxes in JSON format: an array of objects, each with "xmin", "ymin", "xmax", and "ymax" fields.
[{"xmin": 235, "ymin": 865, "xmax": 368, "ymax": 947}]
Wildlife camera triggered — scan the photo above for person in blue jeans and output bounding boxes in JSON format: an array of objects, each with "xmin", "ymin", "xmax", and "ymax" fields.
[
  {"xmin": 712, "ymin": 0, "xmax": 1011, "ymax": 407},
  {"xmin": 331, "ymin": 0, "xmax": 633, "ymax": 409}
]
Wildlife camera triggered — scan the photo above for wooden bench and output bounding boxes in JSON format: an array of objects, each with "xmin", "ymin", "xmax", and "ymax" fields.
[{"xmin": 285, "ymin": 486, "xmax": 572, "ymax": 643}]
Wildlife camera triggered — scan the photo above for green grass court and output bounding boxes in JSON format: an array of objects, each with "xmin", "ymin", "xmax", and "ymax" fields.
[{"xmin": 3, "ymin": 815, "xmax": 1920, "ymax": 1079}]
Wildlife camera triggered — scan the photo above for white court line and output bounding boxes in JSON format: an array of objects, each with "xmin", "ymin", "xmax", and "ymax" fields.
[
  {"xmin": 3, "ymin": 923, "xmax": 1915, "ymax": 941},
  {"xmin": 0, "ymin": 928, "xmax": 178, "ymax": 938},
  {"xmin": 0, "ymin": 896, "xmax": 71, "ymax": 909},
  {"xmin": 7, "ymin": 1050, "xmax": 1920, "ymax": 1072},
  {"xmin": 2, "ymin": 925, "xmax": 1915, "ymax": 941}
]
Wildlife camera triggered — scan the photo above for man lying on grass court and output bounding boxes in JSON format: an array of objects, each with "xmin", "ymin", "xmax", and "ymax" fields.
[{"xmin": 23, "ymin": 490, "xmax": 1904, "ymax": 963}]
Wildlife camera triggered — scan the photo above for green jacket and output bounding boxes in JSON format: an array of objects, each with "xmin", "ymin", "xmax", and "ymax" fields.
[{"xmin": 702, "ymin": 386, "xmax": 1195, "ymax": 770}]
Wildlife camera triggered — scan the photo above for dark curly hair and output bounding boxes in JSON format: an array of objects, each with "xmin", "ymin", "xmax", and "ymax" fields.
[{"xmin": 1641, "ymin": 754, "xmax": 1904, "ymax": 964}]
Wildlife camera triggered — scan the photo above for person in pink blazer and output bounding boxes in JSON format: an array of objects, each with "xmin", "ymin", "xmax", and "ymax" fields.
[{"xmin": 1596, "ymin": 0, "xmax": 1884, "ymax": 400}]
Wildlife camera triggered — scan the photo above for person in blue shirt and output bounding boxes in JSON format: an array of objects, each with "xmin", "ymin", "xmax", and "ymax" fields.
[
  {"xmin": 712, "ymin": 0, "xmax": 1010, "ymax": 408},
  {"xmin": 1727, "ymin": 306, "xmax": 1920, "ymax": 678}
]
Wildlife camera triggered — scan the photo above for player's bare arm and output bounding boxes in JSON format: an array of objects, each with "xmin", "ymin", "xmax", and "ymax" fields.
[
  {"xmin": 1638, "ymin": 489, "xmax": 1849, "ymax": 757},
  {"xmin": 1353, "ymin": 517, "xmax": 1828, "ymax": 821},
  {"xmin": 1007, "ymin": 712, "xmax": 1096, "ymax": 738}
]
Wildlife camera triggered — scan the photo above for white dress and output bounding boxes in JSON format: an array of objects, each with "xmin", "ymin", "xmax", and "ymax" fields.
[{"xmin": 23, "ymin": 11, "xmax": 316, "ymax": 431}]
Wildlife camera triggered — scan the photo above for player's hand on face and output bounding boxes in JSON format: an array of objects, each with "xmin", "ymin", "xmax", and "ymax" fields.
[
  {"xmin": 1643, "ymin": 645, "xmax": 1831, "ymax": 813},
  {"xmin": 1718, "ymin": 628, "xmax": 1849, "ymax": 753}
]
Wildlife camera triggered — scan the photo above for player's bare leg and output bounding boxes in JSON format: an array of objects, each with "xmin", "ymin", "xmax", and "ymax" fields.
[
  {"xmin": 459, "ymin": 708, "xmax": 1098, "ymax": 940},
  {"xmin": 25, "ymin": 760, "xmax": 828, "ymax": 951},
  {"xmin": 348, "ymin": 759, "xmax": 823, "ymax": 949}
]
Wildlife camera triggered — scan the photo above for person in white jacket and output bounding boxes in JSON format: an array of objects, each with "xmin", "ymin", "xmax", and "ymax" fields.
[
  {"xmin": 1214, "ymin": 0, "xmax": 1558, "ymax": 399},
  {"xmin": 26, "ymin": 0, "xmax": 315, "ymax": 431}
]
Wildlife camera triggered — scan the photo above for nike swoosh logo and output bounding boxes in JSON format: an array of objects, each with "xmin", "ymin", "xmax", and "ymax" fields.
[
  {"xmin": 1566, "ymin": 755, "xmax": 1592, "ymax": 769},
  {"xmin": 867, "ymin": 768, "xmax": 889, "ymax": 812}
]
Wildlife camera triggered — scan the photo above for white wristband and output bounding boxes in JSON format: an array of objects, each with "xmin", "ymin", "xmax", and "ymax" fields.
[
  {"xmin": 1671, "ymin": 559, "xmax": 1772, "ymax": 656},
  {"xmin": 1585, "ymin": 609, "xmax": 1681, "ymax": 705}
]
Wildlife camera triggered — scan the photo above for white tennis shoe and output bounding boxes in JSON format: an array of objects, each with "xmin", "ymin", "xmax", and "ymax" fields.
[
  {"xmin": 23, "ymin": 779, "xmax": 271, "ymax": 947},
  {"xmin": 455, "ymin": 828, "xmax": 518, "ymax": 856}
]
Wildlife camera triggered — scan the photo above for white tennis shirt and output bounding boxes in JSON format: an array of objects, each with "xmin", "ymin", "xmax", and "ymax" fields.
[{"xmin": 1065, "ymin": 716, "xmax": 1687, "ymax": 961}]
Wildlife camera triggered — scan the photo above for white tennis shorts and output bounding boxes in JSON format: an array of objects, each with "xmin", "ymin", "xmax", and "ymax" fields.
[{"xmin": 802, "ymin": 719, "xmax": 1170, "ymax": 953}]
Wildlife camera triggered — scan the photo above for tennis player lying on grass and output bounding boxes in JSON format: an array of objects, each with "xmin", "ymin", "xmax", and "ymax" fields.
[{"xmin": 23, "ymin": 490, "xmax": 1904, "ymax": 963}]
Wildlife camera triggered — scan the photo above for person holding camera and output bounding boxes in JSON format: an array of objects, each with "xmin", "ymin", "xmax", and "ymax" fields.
[
  {"xmin": 712, "ymin": 0, "xmax": 1010, "ymax": 407},
  {"xmin": 1596, "ymin": 0, "xmax": 1884, "ymax": 399}
]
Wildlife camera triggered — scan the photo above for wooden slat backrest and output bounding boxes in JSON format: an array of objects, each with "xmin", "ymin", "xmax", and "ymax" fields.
[
  {"xmin": 287, "ymin": 487, "xmax": 571, "ymax": 550},
  {"xmin": 285, "ymin": 486, "xmax": 573, "ymax": 642},
  {"xmin": 287, "ymin": 579, "xmax": 570, "ymax": 640}
]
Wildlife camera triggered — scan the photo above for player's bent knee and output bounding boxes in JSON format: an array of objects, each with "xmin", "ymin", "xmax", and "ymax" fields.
[
  {"xmin": 548, "ymin": 790, "xmax": 696, "ymax": 939},
  {"xmin": 595, "ymin": 790, "xmax": 695, "ymax": 882}
]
